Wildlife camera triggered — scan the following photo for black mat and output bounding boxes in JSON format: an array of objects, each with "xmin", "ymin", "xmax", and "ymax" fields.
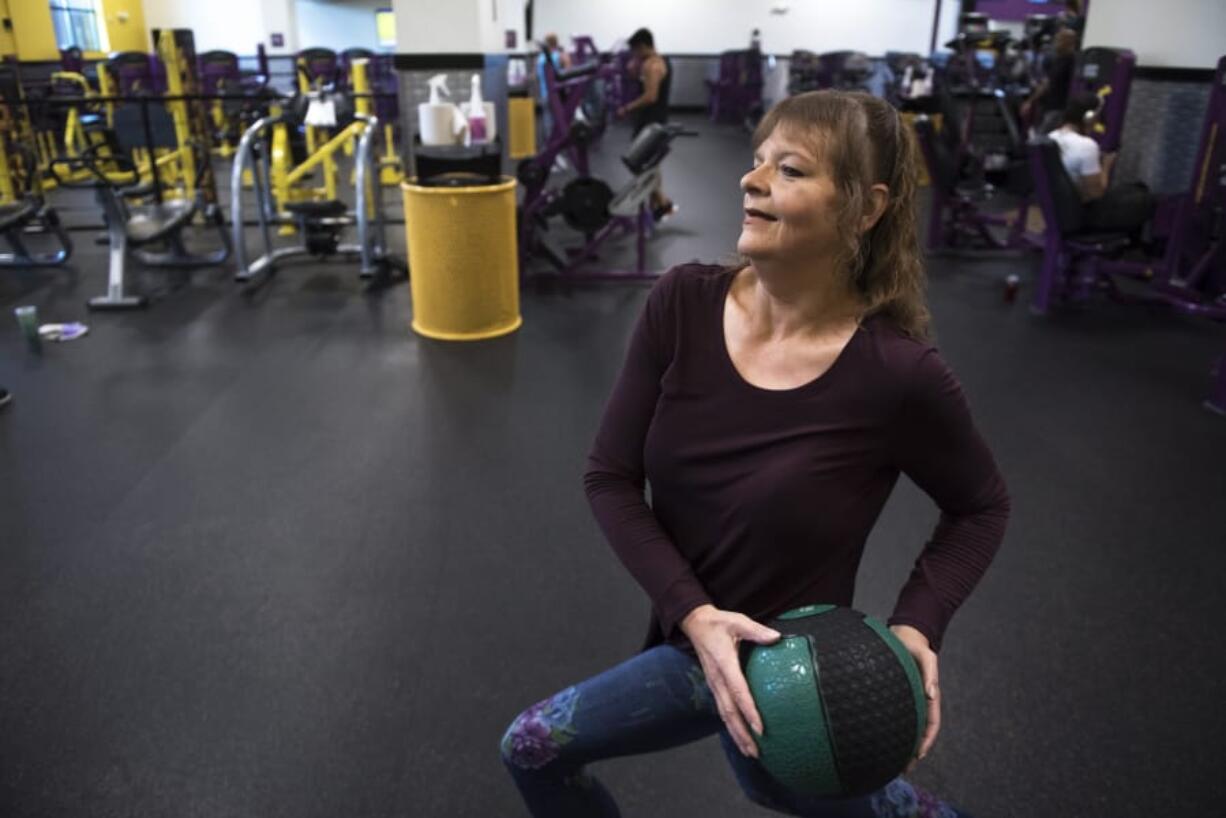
[{"xmin": 2, "ymin": 114, "xmax": 1224, "ymax": 818}]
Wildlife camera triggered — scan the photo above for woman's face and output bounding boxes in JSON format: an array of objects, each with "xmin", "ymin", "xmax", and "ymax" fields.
[{"xmin": 737, "ymin": 127, "xmax": 843, "ymax": 265}]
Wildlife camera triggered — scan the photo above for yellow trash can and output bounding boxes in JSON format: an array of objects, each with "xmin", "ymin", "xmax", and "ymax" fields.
[
  {"xmin": 508, "ymin": 95, "xmax": 536, "ymax": 160},
  {"xmin": 401, "ymin": 176, "xmax": 522, "ymax": 341}
]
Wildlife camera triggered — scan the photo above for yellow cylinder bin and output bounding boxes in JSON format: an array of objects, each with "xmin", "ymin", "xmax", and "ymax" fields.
[
  {"xmin": 401, "ymin": 176, "xmax": 522, "ymax": 341},
  {"xmin": 508, "ymin": 96, "xmax": 536, "ymax": 160}
]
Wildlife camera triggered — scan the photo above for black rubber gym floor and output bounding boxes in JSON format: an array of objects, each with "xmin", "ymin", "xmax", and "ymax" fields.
[{"xmin": 2, "ymin": 114, "xmax": 1224, "ymax": 817}]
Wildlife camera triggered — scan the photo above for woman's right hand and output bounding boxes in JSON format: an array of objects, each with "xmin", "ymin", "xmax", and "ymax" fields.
[{"xmin": 680, "ymin": 604, "xmax": 782, "ymax": 758}]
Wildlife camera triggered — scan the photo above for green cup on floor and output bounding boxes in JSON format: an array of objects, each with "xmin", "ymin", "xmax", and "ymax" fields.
[{"xmin": 14, "ymin": 305, "xmax": 41, "ymax": 352}]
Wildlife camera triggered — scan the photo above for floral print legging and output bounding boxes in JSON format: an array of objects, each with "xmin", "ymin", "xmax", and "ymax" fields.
[{"xmin": 501, "ymin": 644, "xmax": 970, "ymax": 818}]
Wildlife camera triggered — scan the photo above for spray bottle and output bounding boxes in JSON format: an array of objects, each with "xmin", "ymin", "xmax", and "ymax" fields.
[
  {"xmin": 465, "ymin": 74, "xmax": 488, "ymax": 146},
  {"xmin": 418, "ymin": 74, "xmax": 465, "ymax": 146}
]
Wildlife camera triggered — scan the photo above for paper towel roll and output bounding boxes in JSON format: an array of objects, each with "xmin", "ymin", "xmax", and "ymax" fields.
[{"xmin": 418, "ymin": 103, "xmax": 461, "ymax": 146}]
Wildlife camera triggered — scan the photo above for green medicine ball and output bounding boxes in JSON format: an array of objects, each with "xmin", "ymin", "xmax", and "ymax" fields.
[{"xmin": 742, "ymin": 605, "xmax": 928, "ymax": 798}]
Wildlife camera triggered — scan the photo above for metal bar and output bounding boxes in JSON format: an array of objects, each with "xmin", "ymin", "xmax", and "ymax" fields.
[
  {"xmin": 139, "ymin": 97, "xmax": 164, "ymax": 204},
  {"xmin": 355, "ymin": 115, "xmax": 376, "ymax": 276},
  {"xmin": 231, "ymin": 116, "xmax": 279, "ymax": 278},
  {"xmin": 284, "ymin": 121, "xmax": 366, "ymax": 187}
]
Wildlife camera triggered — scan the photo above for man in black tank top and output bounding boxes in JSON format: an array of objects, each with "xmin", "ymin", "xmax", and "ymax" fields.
[{"xmin": 617, "ymin": 28, "xmax": 676, "ymax": 220}]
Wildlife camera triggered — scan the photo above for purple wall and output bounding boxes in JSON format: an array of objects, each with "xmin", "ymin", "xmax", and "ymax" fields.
[{"xmin": 972, "ymin": 0, "xmax": 1089, "ymax": 24}]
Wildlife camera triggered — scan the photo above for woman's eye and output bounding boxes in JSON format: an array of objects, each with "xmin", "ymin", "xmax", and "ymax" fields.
[{"xmin": 781, "ymin": 165, "xmax": 803, "ymax": 178}]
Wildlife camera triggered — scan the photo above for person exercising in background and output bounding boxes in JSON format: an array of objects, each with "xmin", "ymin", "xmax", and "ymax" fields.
[
  {"xmin": 616, "ymin": 28, "xmax": 676, "ymax": 221},
  {"xmin": 1049, "ymin": 92, "xmax": 1155, "ymax": 235},
  {"xmin": 1058, "ymin": 0, "xmax": 1086, "ymax": 40},
  {"xmin": 537, "ymin": 34, "xmax": 573, "ymax": 146},
  {"xmin": 1021, "ymin": 28, "xmax": 1078, "ymax": 134}
]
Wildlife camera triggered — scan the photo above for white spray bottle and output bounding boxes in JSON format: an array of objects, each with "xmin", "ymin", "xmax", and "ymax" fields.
[
  {"xmin": 465, "ymin": 74, "xmax": 488, "ymax": 145},
  {"xmin": 418, "ymin": 74, "xmax": 465, "ymax": 146}
]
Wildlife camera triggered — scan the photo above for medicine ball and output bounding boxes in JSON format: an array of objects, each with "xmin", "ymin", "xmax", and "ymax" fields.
[{"xmin": 742, "ymin": 605, "xmax": 927, "ymax": 799}]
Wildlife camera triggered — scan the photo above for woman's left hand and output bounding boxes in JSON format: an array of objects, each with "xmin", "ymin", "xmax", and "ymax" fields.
[{"xmin": 888, "ymin": 624, "xmax": 940, "ymax": 774}]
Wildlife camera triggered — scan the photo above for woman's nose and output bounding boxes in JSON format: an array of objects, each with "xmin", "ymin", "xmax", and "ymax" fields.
[{"xmin": 741, "ymin": 165, "xmax": 767, "ymax": 194}]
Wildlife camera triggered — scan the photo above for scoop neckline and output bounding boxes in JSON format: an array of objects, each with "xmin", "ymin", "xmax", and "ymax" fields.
[{"xmin": 717, "ymin": 267, "xmax": 867, "ymax": 397}]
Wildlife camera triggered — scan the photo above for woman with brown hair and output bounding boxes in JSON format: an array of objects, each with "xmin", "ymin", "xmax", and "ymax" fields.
[{"xmin": 501, "ymin": 91, "xmax": 1010, "ymax": 817}]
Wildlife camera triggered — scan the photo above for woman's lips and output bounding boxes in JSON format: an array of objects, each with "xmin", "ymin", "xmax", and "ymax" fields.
[{"xmin": 744, "ymin": 207, "xmax": 778, "ymax": 223}]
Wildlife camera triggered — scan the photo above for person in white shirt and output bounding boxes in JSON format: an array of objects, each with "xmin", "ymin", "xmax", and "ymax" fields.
[{"xmin": 1048, "ymin": 92, "xmax": 1154, "ymax": 234}]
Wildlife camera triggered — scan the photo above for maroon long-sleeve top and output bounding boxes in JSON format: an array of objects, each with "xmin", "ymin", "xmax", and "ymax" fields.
[{"xmin": 584, "ymin": 264, "xmax": 1010, "ymax": 653}]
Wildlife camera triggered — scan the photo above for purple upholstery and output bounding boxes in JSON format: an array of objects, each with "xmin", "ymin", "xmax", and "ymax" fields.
[
  {"xmin": 705, "ymin": 50, "xmax": 763, "ymax": 125},
  {"xmin": 1070, "ymin": 47, "xmax": 1135, "ymax": 152}
]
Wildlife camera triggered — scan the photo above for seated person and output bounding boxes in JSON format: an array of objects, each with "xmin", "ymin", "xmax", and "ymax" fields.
[{"xmin": 1049, "ymin": 92, "xmax": 1155, "ymax": 235}]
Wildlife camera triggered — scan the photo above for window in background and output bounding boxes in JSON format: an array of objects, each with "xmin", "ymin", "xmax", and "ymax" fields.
[
  {"xmin": 376, "ymin": 8, "xmax": 395, "ymax": 50},
  {"xmin": 49, "ymin": 0, "xmax": 108, "ymax": 53}
]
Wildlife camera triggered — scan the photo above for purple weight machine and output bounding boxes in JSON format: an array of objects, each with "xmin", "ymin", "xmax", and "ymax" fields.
[
  {"xmin": 569, "ymin": 35, "xmax": 635, "ymax": 105},
  {"xmin": 705, "ymin": 48, "xmax": 763, "ymax": 127},
  {"xmin": 340, "ymin": 49, "xmax": 399, "ymax": 126},
  {"xmin": 529, "ymin": 54, "xmax": 609, "ymax": 179},
  {"xmin": 917, "ymin": 18, "xmax": 1035, "ymax": 253},
  {"xmin": 788, "ymin": 50, "xmax": 873, "ymax": 95},
  {"xmin": 1212, "ymin": 354, "xmax": 1226, "ymax": 415},
  {"xmin": 914, "ymin": 113, "xmax": 1031, "ymax": 251},
  {"xmin": 196, "ymin": 48, "xmax": 272, "ymax": 153},
  {"xmin": 105, "ymin": 51, "xmax": 165, "ymax": 96},
  {"xmin": 197, "ymin": 47, "xmax": 270, "ymax": 96},
  {"xmin": 608, "ymin": 47, "xmax": 641, "ymax": 112},
  {"xmin": 913, "ymin": 88, "xmax": 1035, "ymax": 254},
  {"xmin": 1027, "ymin": 55, "xmax": 1226, "ymax": 411},
  {"xmin": 59, "ymin": 46, "xmax": 85, "ymax": 76},
  {"xmin": 555, "ymin": 36, "xmax": 627, "ymax": 146},
  {"xmin": 518, "ymin": 122, "xmax": 695, "ymax": 280},
  {"xmin": 885, "ymin": 52, "xmax": 936, "ymax": 111},
  {"xmin": 1070, "ymin": 47, "xmax": 1135, "ymax": 153},
  {"xmin": 297, "ymin": 47, "xmax": 341, "ymax": 88}
]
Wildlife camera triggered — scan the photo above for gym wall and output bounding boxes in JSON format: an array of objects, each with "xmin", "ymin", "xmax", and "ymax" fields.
[
  {"xmin": 100, "ymin": 0, "xmax": 145, "ymax": 52},
  {"xmin": 3, "ymin": 0, "xmax": 145, "ymax": 60},
  {"xmin": 533, "ymin": 0, "xmax": 948, "ymax": 57},
  {"xmin": 1083, "ymin": 0, "xmax": 1225, "ymax": 69},
  {"xmin": 970, "ymin": 0, "xmax": 1070, "ymax": 22},
  {"xmin": 143, "ymin": 0, "xmax": 300, "ymax": 54},
  {"xmin": 0, "ymin": 6, "xmax": 14, "ymax": 56},
  {"xmin": 295, "ymin": 0, "xmax": 385, "ymax": 53},
  {"xmin": 1114, "ymin": 77, "xmax": 1212, "ymax": 194},
  {"xmin": 143, "ymin": 0, "xmax": 266, "ymax": 54},
  {"xmin": 393, "ymin": 0, "xmax": 525, "ymax": 54}
]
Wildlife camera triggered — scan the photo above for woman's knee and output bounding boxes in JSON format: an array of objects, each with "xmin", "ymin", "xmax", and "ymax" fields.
[{"xmin": 499, "ymin": 686, "xmax": 582, "ymax": 771}]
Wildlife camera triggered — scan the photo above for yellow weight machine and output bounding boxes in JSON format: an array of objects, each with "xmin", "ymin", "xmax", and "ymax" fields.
[{"xmin": 231, "ymin": 57, "xmax": 404, "ymax": 282}]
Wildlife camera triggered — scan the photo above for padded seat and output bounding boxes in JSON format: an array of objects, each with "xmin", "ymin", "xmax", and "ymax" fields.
[
  {"xmin": 79, "ymin": 113, "xmax": 105, "ymax": 129},
  {"xmin": 284, "ymin": 199, "xmax": 348, "ymax": 219},
  {"xmin": 0, "ymin": 201, "xmax": 38, "ymax": 232},
  {"xmin": 622, "ymin": 123, "xmax": 672, "ymax": 175},
  {"xmin": 126, "ymin": 199, "xmax": 197, "ymax": 244}
]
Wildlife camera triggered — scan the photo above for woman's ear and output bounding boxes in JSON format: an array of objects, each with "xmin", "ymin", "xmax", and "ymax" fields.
[{"xmin": 861, "ymin": 183, "xmax": 890, "ymax": 233}]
